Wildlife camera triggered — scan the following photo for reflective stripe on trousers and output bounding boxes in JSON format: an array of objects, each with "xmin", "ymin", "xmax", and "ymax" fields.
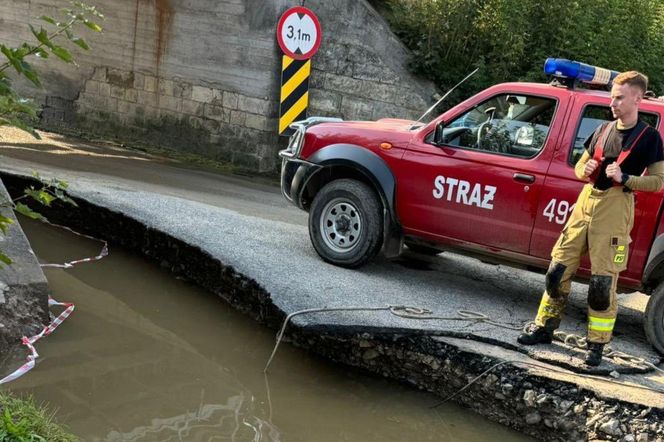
[{"xmin": 588, "ymin": 315, "xmax": 617, "ymax": 332}]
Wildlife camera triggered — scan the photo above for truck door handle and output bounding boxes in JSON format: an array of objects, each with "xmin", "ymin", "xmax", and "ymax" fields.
[{"xmin": 513, "ymin": 173, "xmax": 535, "ymax": 183}]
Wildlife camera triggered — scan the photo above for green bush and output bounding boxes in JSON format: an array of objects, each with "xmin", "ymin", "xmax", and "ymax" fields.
[
  {"xmin": 0, "ymin": 1, "xmax": 100, "ymax": 266},
  {"xmin": 0, "ymin": 393, "xmax": 76, "ymax": 441},
  {"xmin": 0, "ymin": 1, "xmax": 103, "ymax": 137},
  {"xmin": 374, "ymin": 0, "xmax": 664, "ymax": 106}
]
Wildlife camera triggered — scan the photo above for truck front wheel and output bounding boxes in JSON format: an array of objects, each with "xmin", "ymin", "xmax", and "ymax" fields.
[
  {"xmin": 309, "ymin": 179, "xmax": 383, "ymax": 268},
  {"xmin": 644, "ymin": 282, "xmax": 664, "ymax": 355}
]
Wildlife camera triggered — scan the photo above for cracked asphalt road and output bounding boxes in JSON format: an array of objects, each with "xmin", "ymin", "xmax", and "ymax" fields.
[{"xmin": 1, "ymin": 127, "xmax": 662, "ymax": 406}]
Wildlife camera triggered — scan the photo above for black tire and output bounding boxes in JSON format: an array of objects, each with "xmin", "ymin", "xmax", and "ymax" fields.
[
  {"xmin": 644, "ymin": 283, "xmax": 664, "ymax": 355},
  {"xmin": 308, "ymin": 179, "xmax": 383, "ymax": 268},
  {"xmin": 405, "ymin": 242, "xmax": 441, "ymax": 256}
]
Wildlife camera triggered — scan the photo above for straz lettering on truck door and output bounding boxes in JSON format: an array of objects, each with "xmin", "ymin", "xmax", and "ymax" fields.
[{"xmin": 432, "ymin": 175, "xmax": 497, "ymax": 210}]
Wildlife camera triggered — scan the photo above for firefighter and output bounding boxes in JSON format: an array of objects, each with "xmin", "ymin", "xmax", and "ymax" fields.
[{"xmin": 518, "ymin": 71, "xmax": 664, "ymax": 366}]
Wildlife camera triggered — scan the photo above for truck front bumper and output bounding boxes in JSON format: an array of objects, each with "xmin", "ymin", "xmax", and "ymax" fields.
[{"xmin": 279, "ymin": 152, "xmax": 321, "ymax": 210}]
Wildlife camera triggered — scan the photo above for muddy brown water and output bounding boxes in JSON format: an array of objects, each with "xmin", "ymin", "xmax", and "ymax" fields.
[{"xmin": 1, "ymin": 218, "xmax": 532, "ymax": 441}]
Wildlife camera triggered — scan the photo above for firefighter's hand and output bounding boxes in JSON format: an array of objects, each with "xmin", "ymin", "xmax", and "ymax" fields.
[
  {"xmin": 606, "ymin": 162, "xmax": 622, "ymax": 182},
  {"xmin": 584, "ymin": 159, "xmax": 600, "ymax": 177}
]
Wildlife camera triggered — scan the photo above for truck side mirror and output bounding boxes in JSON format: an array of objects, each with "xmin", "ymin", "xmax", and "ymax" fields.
[{"xmin": 434, "ymin": 122, "xmax": 445, "ymax": 145}]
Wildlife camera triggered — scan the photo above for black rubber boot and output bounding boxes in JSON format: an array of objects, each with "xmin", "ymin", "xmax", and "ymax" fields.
[
  {"xmin": 517, "ymin": 326, "xmax": 553, "ymax": 345},
  {"xmin": 585, "ymin": 342, "xmax": 605, "ymax": 367}
]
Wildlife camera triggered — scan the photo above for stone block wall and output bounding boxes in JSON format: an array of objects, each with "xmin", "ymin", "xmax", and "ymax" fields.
[
  {"xmin": 1, "ymin": 0, "xmax": 438, "ymax": 173},
  {"xmin": 309, "ymin": 42, "xmax": 430, "ymax": 121},
  {"xmin": 77, "ymin": 67, "xmax": 279, "ymax": 171}
]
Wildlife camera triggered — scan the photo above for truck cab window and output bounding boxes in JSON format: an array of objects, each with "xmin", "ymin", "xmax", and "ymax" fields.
[
  {"xmin": 569, "ymin": 105, "xmax": 660, "ymax": 166},
  {"xmin": 439, "ymin": 94, "xmax": 556, "ymax": 159}
]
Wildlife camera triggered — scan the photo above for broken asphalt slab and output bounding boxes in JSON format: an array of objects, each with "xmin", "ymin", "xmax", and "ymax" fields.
[{"xmin": 0, "ymin": 129, "xmax": 662, "ymax": 440}]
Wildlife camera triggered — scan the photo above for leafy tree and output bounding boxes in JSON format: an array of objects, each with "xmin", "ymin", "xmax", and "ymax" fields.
[
  {"xmin": 0, "ymin": 173, "xmax": 78, "ymax": 265},
  {"xmin": 0, "ymin": 1, "xmax": 103, "ymax": 137},
  {"xmin": 0, "ymin": 2, "xmax": 102, "ymax": 265},
  {"xmin": 376, "ymin": 0, "xmax": 664, "ymax": 108}
]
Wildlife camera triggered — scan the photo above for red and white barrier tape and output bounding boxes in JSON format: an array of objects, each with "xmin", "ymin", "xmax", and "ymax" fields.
[
  {"xmin": 0, "ymin": 297, "xmax": 75, "ymax": 385},
  {"xmin": 0, "ymin": 222, "xmax": 107, "ymax": 384},
  {"xmin": 39, "ymin": 221, "xmax": 108, "ymax": 268}
]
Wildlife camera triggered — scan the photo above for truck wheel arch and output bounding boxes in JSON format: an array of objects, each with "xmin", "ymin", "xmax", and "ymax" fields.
[
  {"xmin": 302, "ymin": 144, "xmax": 402, "ymax": 257},
  {"xmin": 303, "ymin": 145, "xmax": 395, "ymax": 218},
  {"xmin": 642, "ymin": 233, "xmax": 664, "ymax": 292}
]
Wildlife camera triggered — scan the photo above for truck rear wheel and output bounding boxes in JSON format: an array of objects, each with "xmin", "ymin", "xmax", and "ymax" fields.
[
  {"xmin": 309, "ymin": 179, "xmax": 383, "ymax": 268},
  {"xmin": 644, "ymin": 282, "xmax": 664, "ymax": 355}
]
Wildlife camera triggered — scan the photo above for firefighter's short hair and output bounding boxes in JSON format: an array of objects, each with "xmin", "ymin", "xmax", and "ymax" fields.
[{"xmin": 614, "ymin": 71, "xmax": 648, "ymax": 95}]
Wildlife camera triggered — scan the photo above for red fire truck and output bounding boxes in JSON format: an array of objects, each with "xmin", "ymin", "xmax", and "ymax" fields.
[{"xmin": 279, "ymin": 59, "xmax": 664, "ymax": 354}]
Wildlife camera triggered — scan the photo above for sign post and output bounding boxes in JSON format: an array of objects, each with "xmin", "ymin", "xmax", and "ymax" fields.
[{"xmin": 276, "ymin": 6, "xmax": 322, "ymax": 136}]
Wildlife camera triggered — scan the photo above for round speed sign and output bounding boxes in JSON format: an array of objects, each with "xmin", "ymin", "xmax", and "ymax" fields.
[{"xmin": 276, "ymin": 6, "xmax": 322, "ymax": 60}]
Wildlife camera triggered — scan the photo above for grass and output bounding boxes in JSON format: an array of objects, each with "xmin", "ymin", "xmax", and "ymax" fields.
[{"xmin": 0, "ymin": 392, "xmax": 76, "ymax": 441}]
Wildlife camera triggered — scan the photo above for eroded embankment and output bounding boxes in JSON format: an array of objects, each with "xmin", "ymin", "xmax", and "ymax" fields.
[{"xmin": 2, "ymin": 171, "xmax": 662, "ymax": 442}]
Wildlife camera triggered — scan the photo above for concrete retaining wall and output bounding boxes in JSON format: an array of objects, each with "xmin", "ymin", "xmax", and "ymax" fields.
[
  {"xmin": 0, "ymin": 0, "xmax": 437, "ymax": 173},
  {"xmin": 0, "ymin": 180, "xmax": 49, "ymax": 355}
]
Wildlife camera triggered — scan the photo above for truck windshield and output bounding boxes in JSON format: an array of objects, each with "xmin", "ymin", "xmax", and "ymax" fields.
[{"xmin": 441, "ymin": 93, "xmax": 556, "ymax": 159}]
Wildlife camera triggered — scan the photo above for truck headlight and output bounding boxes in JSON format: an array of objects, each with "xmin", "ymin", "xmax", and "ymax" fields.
[
  {"xmin": 285, "ymin": 125, "xmax": 305, "ymax": 157},
  {"xmin": 279, "ymin": 117, "xmax": 342, "ymax": 159}
]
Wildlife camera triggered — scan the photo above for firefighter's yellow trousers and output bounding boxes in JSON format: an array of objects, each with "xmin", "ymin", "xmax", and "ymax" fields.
[{"xmin": 534, "ymin": 184, "xmax": 634, "ymax": 344}]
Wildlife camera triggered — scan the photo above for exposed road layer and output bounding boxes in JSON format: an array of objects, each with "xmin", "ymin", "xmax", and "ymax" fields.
[{"xmin": 1, "ymin": 128, "xmax": 662, "ymax": 440}]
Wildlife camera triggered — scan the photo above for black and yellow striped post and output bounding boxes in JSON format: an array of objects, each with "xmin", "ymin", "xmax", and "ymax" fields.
[{"xmin": 279, "ymin": 55, "xmax": 311, "ymax": 136}]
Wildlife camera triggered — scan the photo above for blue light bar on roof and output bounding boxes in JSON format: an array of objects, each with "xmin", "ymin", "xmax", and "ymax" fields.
[{"xmin": 544, "ymin": 58, "xmax": 619, "ymax": 85}]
